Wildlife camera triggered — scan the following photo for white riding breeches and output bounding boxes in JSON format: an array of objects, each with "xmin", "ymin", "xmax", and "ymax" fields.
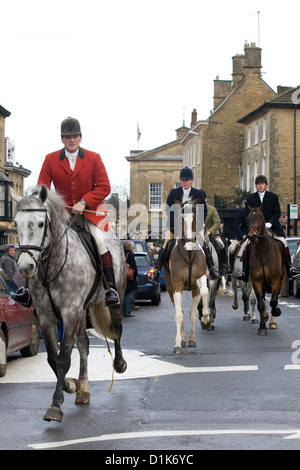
[{"xmin": 86, "ymin": 220, "xmax": 107, "ymax": 256}]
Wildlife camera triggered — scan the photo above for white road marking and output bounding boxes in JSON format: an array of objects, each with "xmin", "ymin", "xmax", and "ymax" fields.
[
  {"xmin": 1, "ymin": 345, "xmax": 258, "ymax": 383},
  {"xmin": 28, "ymin": 428, "xmax": 300, "ymax": 449}
]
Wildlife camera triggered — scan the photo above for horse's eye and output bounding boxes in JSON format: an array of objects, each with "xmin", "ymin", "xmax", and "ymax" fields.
[{"xmin": 38, "ymin": 222, "xmax": 44, "ymax": 228}]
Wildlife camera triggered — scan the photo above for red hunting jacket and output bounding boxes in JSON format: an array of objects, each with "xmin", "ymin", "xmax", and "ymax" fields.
[{"xmin": 38, "ymin": 147, "xmax": 111, "ymax": 230}]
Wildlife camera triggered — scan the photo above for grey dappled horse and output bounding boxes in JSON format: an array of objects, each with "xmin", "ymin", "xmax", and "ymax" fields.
[
  {"xmin": 13, "ymin": 186, "xmax": 127, "ymax": 422},
  {"xmin": 231, "ymin": 246, "xmax": 258, "ymax": 324}
]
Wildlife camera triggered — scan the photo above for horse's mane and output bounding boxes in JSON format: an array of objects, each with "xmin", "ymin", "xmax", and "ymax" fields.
[{"xmin": 24, "ymin": 185, "xmax": 69, "ymax": 223}]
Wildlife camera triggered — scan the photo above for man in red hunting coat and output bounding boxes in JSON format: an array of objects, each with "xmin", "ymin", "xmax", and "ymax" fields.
[{"xmin": 37, "ymin": 116, "xmax": 119, "ymax": 306}]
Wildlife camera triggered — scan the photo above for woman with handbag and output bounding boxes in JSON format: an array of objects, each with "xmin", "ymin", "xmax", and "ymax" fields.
[{"xmin": 123, "ymin": 241, "xmax": 138, "ymax": 318}]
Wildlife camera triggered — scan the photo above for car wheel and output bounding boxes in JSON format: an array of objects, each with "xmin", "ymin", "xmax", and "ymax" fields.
[
  {"xmin": 293, "ymin": 279, "xmax": 300, "ymax": 298},
  {"xmin": 20, "ymin": 316, "xmax": 40, "ymax": 357},
  {"xmin": 0, "ymin": 328, "xmax": 7, "ymax": 377},
  {"xmin": 151, "ymin": 290, "xmax": 161, "ymax": 306}
]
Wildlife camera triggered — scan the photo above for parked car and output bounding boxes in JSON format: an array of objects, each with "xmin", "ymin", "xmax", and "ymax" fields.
[
  {"xmin": 134, "ymin": 253, "xmax": 161, "ymax": 305},
  {"xmin": 292, "ymin": 240, "xmax": 300, "ymax": 298},
  {"xmin": 286, "ymin": 237, "xmax": 300, "ymax": 262},
  {"xmin": 0, "ymin": 268, "xmax": 39, "ymax": 377}
]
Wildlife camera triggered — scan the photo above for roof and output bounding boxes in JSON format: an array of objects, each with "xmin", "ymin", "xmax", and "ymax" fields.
[
  {"xmin": 238, "ymin": 85, "xmax": 300, "ymax": 123},
  {"xmin": 0, "ymin": 172, "xmax": 13, "ymax": 184},
  {"xmin": 0, "ymin": 105, "xmax": 11, "ymax": 118}
]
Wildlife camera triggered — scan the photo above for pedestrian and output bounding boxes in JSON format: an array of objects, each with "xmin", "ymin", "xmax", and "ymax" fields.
[
  {"xmin": 123, "ymin": 241, "xmax": 137, "ymax": 317},
  {"xmin": 151, "ymin": 167, "xmax": 220, "ymax": 281},
  {"xmin": 236, "ymin": 175, "xmax": 299, "ymax": 281},
  {"xmin": 0, "ymin": 245, "xmax": 26, "ymax": 288},
  {"xmin": 37, "ymin": 116, "xmax": 119, "ymax": 306}
]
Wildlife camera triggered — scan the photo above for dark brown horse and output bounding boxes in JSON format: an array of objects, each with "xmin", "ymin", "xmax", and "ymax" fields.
[
  {"xmin": 163, "ymin": 199, "xmax": 209, "ymax": 354},
  {"xmin": 247, "ymin": 204, "xmax": 285, "ymax": 335}
]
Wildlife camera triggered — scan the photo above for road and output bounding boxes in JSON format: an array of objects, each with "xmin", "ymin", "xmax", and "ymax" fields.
[{"xmin": 1, "ymin": 286, "xmax": 300, "ymax": 452}]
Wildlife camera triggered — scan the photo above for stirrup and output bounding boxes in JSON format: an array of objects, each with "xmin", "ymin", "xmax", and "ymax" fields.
[
  {"xmin": 209, "ymin": 268, "xmax": 221, "ymax": 280},
  {"xmin": 105, "ymin": 288, "xmax": 120, "ymax": 307}
]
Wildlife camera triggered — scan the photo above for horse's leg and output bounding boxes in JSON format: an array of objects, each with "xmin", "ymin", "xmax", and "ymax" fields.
[
  {"xmin": 198, "ymin": 275, "xmax": 210, "ymax": 330},
  {"xmin": 270, "ymin": 290, "xmax": 281, "ymax": 318},
  {"xmin": 173, "ymin": 291, "xmax": 185, "ymax": 354},
  {"xmin": 188, "ymin": 291, "xmax": 200, "ymax": 348},
  {"xmin": 241, "ymin": 282, "xmax": 251, "ymax": 321},
  {"xmin": 207, "ymin": 279, "xmax": 219, "ymax": 331},
  {"xmin": 75, "ymin": 314, "xmax": 90, "ymax": 405},
  {"xmin": 253, "ymin": 286, "xmax": 267, "ymax": 336},
  {"xmin": 232, "ymin": 276, "xmax": 239, "ymax": 310},
  {"xmin": 113, "ymin": 321, "xmax": 127, "ymax": 374},
  {"xmin": 43, "ymin": 321, "xmax": 78, "ymax": 422},
  {"xmin": 249, "ymin": 286, "xmax": 258, "ymax": 324}
]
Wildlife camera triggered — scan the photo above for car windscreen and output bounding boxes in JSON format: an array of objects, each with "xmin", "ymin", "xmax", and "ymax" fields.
[{"xmin": 134, "ymin": 255, "xmax": 150, "ymax": 267}]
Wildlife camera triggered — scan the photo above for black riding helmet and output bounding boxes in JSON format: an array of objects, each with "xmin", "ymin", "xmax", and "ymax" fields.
[{"xmin": 255, "ymin": 175, "xmax": 268, "ymax": 185}]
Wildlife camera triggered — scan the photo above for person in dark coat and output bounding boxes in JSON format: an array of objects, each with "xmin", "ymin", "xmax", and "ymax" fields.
[
  {"xmin": 236, "ymin": 175, "xmax": 299, "ymax": 281},
  {"xmin": 123, "ymin": 241, "xmax": 138, "ymax": 317},
  {"xmin": 151, "ymin": 167, "xmax": 220, "ymax": 281}
]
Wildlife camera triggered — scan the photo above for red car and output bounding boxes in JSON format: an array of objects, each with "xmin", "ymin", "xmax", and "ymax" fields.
[{"xmin": 0, "ymin": 268, "xmax": 39, "ymax": 377}]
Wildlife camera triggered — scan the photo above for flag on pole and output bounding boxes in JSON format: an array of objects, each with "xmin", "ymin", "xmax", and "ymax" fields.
[{"xmin": 137, "ymin": 123, "xmax": 141, "ymax": 141}]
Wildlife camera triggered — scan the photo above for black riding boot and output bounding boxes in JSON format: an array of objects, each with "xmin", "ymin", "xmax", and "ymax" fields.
[
  {"xmin": 150, "ymin": 248, "xmax": 165, "ymax": 283},
  {"xmin": 101, "ymin": 251, "xmax": 120, "ymax": 307},
  {"xmin": 203, "ymin": 243, "xmax": 220, "ymax": 280},
  {"xmin": 219, "ymin": 247, "xmax": 228, "ymax": 276},
  {"xmin": 284, "ymin": 248, "xmax": 299, "ymax": 278},
  {"xmin": 227, "ymin": 252, "xmax": 235, "ymax": 275}
]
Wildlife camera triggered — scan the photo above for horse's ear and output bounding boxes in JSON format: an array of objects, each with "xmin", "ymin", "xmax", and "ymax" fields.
[
  {"xmin": 174, "ymin": 199, "xmax": 183, "ymax": 206},
  {"xmin": 9, "ymin": 186, "xmax": 22, "ymax": 203},
  {"xmin": 246, "ymin": 203, "xmax": 252, "ymax": 210},
  {"xmin": 193, "ymin": 198, "xmax": 201, "ymax": 205},
  {"xmin": 40, "ymin": 185, "xmax": 48, "ymax": 204}
]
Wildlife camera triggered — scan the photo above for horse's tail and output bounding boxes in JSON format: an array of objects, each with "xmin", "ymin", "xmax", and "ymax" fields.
[{"xmin": 89, "ymin": 302, "xmax": 118, "ymax": 341}]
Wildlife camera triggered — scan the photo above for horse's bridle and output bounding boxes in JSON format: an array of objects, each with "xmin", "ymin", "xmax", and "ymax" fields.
[
  {"xmin": 18, "ymin": 207, "xmax": 51, "ymax": 259},
  {"xmin": 17, "ymin": 203, "xmax": 71, "ymax": 320}
]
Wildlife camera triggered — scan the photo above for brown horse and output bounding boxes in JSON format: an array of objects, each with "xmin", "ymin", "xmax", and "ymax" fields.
[
  {"xmin": 247, "ymin": 204, "xmax": 285, "ymax": 335},
  {"xmin": 163, "ymin": 199, "xmax": 209, "ymax": 354}
]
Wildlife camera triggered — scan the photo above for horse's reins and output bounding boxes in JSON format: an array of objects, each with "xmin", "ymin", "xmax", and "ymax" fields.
[{"xmin": 17, "ymin": 205, "xmax": 77, "ymax": 320}]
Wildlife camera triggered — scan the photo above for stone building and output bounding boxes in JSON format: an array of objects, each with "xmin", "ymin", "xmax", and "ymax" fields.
[
  {"xmin": 238, "ymin": 85, "xmax": 300, "ymax": 230},
  {"xmin": 125, "ymin": 126, "xmax": 188, "ymax": 236},
  {"xmin": 182, "ymin": 42, "xmax": 276, "ymax": 205},
  {"xmin": 0, "ymin": 105, "xmax": 31, "ymax": 244}
]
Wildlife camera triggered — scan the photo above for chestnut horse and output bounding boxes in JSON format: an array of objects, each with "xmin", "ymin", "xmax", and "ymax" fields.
[
  {"xmin": 163, "ymin": 199, "xmax": 209, "ymax": 354},
  {"xmin": 247, "ymin": 205, "xmax": 285, "ymax": 335}
]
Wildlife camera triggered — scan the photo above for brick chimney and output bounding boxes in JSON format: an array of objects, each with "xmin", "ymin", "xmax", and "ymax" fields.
[
  {"xmin": 243, "ymin": 42, "xmax": 262, "ymax": 77},
  {"xmin": 232, "ymin": 53, "xmax": 245, "ymax": 87},
  {"xmin": 190, "ymin": 109, "xmax": 197, "ymax": 127},
  {"xmin": 213, "ymin": 76, "xmax": 232, "ymax": 109}
]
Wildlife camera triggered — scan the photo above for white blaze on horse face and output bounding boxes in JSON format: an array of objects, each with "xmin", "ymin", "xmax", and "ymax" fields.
[{"xmin": 183, "ymin": 212, "xmax": 195, "ymax": 252}]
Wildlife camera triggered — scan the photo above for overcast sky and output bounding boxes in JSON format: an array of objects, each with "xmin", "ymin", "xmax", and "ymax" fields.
[{"xmin": 1, "ymin": 0, "xmax": 299, "ymax": 192}]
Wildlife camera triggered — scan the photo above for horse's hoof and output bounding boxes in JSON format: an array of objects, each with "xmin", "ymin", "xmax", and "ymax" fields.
[
  {"xmin": 201, "ymin": 321, "xmax": 211, "ymax": 330},
  {"xmin": 114, "ymin": 360, "xmax": 127, "ymax": 374},
  {"xmin": 258, "ymin": 328, "xmax": 267, "ymax": 336},
  {"xmin": 188, "ymin": 340, "xmax": 196, "ymax": 348},
  {"xmin": 272, "ymin": 308, "xmax": 281, "ymax": 318},
  {"xmin": 243, "ymin": 315, "xmax": 251, "ymax": 321},
  {"xmin": 173, "ymin": 346, "xmax": 183, "ymax": 354},
  {"xmin": 65, "ymin": 377, "xmax": 81, "ymax": 394},
  {"xmin": 207, "ymin": 324, "xmax": 215, "ymax": 331},
  {"xmin": 43, "ymin": 406, "xmax": 63, "ymax": 422},
  {"xmin": 269, "ymin": 322, "xmax": 278, "ymax": 329},
  {"xmin": 181, "ymin": 340, "xmax": 187, "ymax": 348},
  {"xmin": 75, "ymin": 391, "xmax": 90, "ymax": 405},
  {"xmin": 251, "ymin": 319, "xmax": 259, "ymax": 324},
  {"xmin": 232, "ymin": 304, "xmax": 238, "ymax": 310}
]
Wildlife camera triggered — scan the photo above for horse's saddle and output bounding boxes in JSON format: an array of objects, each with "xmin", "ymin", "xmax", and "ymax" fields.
[{"xmin": 70, "ymin": 225, "xmax": 102, "ymax": 306}]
